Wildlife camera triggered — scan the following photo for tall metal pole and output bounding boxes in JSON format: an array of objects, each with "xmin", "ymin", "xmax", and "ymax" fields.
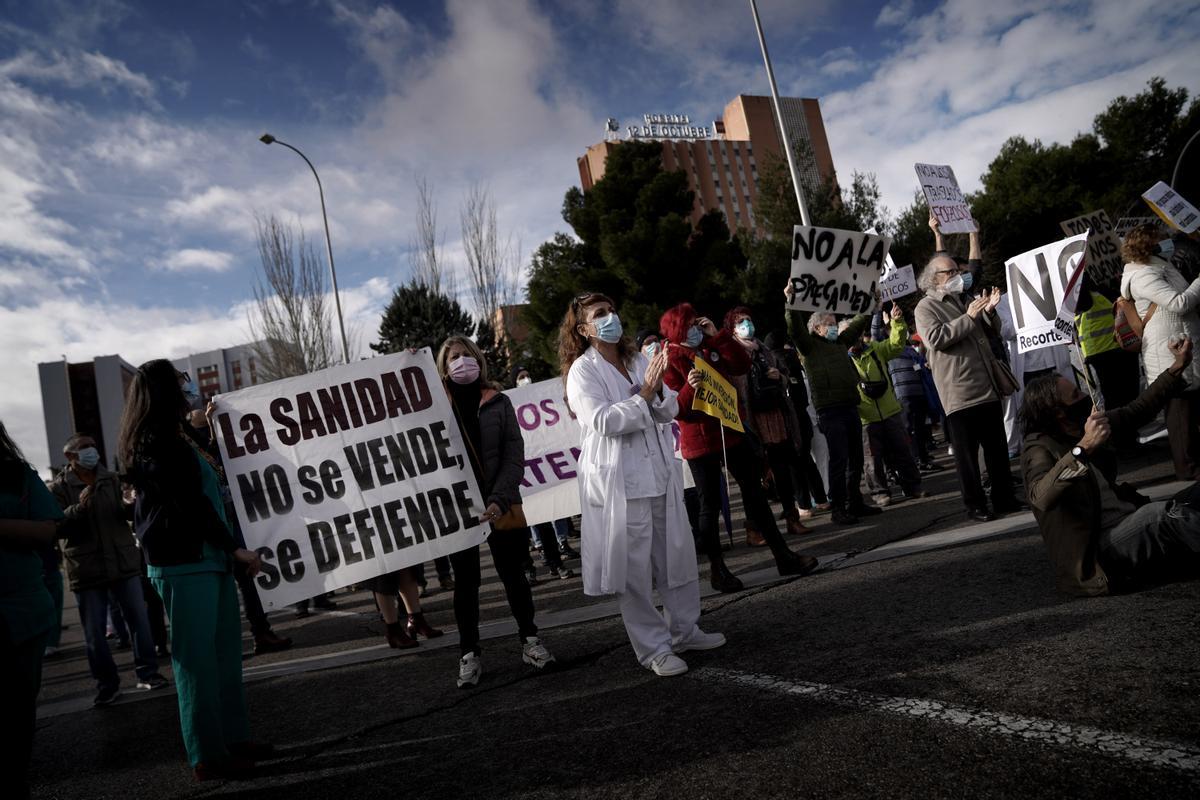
[
  {"xmin": 259, "ymin": 134, "xmax": 351, "ymax": 364},
  {"xmin": 1171, "ymin": 128, "xmax": 1200, "ymax": 189},
  {"xmin": 748, "ymin": 0, "xmax": 811, "ymax": 227}
]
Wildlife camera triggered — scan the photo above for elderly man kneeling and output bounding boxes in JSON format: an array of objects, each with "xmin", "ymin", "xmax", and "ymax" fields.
[{"xmin": 1021, "ymin": 337, "xmax": 1200, "ymax": 596}]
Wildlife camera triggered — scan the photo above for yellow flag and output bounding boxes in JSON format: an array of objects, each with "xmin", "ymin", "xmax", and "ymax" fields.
[{"xmin": 689, "ymin": 355, "xmax": 744, "ymax": 433}]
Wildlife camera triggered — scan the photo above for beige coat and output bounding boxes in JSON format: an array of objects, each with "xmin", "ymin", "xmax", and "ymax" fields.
[{"xmin": 914, "ymin": 290, "xmax": 1003, "ymax": 416}]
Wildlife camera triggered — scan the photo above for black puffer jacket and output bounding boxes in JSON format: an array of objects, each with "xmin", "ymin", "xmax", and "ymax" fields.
[{"xmin": 477, "ymin": 389, "xmax": 525, "ymax": 513}]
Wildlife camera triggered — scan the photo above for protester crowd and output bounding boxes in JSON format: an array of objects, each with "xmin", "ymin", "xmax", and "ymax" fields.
[{"xmin": 3, "ymin": 216, "xmax": 1199, "ymax": 794}]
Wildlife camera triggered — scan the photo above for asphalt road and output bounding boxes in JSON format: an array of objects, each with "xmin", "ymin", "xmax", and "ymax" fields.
[{"xmin": 29, "ymin": 439, "xmax": 1200, "ymax": 799}]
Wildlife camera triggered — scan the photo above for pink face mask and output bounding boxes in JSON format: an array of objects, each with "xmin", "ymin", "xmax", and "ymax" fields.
[{"xmin": 449, "ymin": 355, "xmax": 480, "ymax": 385}]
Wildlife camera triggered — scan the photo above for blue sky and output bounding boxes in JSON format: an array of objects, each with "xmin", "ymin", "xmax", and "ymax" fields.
[{"xmin": 2, "ymin": 0, "xmax": 1198, "ymax": 468}]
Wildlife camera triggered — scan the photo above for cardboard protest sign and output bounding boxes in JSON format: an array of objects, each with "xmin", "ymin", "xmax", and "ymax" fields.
[
  {"xmin": 1143, "ymin": 181, "xmax": 1200, "ymax": 233},
  {"xmin": 786, "ymin": 225, "xmax": 891, "ymax": 315},
  {"xmin": 1059, "ymin": 209, "xmax": 1113, "ymax": 237},
  {"xmin": 504, "ymin": 378, "xmax": 693, "ymax": 527},
  {"xmin": 213, "ymin": 350, "xmax": 488, "ymax": 608},
  {"xmin": 1057, "ymin": 211, "xmax": 1123, "ymax": 286},
  {"xmin": 880, "ymin": 264, "xmax": 916, "ymax": 302},
  {"xmin": 915, "ymin": 163, "xmax": 977, "ymax": 233},
  {"xmin": 1113, "ymin": 215, "xmax": 1164, "ymax": 238},
  {"xmin": 1005, "ymin": 233, "xmax": 1088, "ymax": 353},
  {"xmin": 689, "ymin": 357, "xmax": 744, "ymax": 432}
]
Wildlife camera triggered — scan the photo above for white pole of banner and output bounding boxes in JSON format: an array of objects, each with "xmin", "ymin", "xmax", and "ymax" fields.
[
  {"xmin": 748, "ymin": 0, "xmax": 811, "ymax": 227},
  {"xmin": 719, "ymin": 422, "xmax": 735, "ymax": 549}
]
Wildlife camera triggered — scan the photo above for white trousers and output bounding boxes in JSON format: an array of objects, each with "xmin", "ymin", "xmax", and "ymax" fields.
[{"xmin": 618, "ymin": 495, "xmax": 702, "ymax": 665}]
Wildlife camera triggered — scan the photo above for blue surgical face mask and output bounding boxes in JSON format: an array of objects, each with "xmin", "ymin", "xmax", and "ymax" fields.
[
  {"xmin": 735, "ymin": 320, "xmax": 755, "ymax": 339},
  {"xmin": 181, "ymin": 380, "xmax": 200, "ymax": 404},
  {"xmin": 76, "ymin": 446, "xmax": 100, "ymax": 470},
  {"xmin": 593, "ymin": 312, "xmax": 623, "ymax": 344},
  {"xmin": 961, "ymin": 272, "xmax": 974, "ymax": 292},
  {"xmin": 642, "ymin": 342, "xmax": 660, "ymax": 359},
  {"xmin": 686, "ymin": 325, "xmax": 704, "ymax": 348},
  {"xmin": 823, "ymin": 327, "xmax": 839, "ymax": 343}
]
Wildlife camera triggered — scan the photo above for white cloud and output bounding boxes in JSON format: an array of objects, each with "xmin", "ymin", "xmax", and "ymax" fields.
[
  {"xmin": 161, "ymin": 248, "xmax": 234, "ymax": 272},
  {"xmin": 875, "ymin": 0, "xmax": 914, "ymax": 27},
  {"xmin": 821, "ymin": 0, "xmax": 1200, "ymax": 219},
  {"xmin": 0, "ymin": 49, "xmax": 157, "ymax": 103}
]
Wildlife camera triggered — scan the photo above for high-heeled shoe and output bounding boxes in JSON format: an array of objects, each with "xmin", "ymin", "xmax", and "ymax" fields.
[
  {"xmin": 385, "ymin": 621, "xmax": 418, "ymax": 649},
  {"xmin": 405, "ymin": 612, "xmax": 444, "ymax": 640}
]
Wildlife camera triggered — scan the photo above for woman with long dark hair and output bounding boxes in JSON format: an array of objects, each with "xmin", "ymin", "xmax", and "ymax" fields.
[
  {"xmin": 117, "ymin": 359, "xmax": 269, "ymax": 781},
  {"xmin": 563, "ymin": 293, "xmax": 723, "ymax": 676},
  {"xmin": 0, "ymin": 420, "xmax": 62, "ymax": 798},
  {"xmin": 436, "ymin": 336, "xmax": 555, "ymax": 688}
]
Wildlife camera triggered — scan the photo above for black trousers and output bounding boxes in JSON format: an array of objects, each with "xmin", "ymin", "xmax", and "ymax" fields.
[
  {"xmin": 899, "ymin": 395, "xmax": 933, "ymax": 462},
  {"xmin": 687, "ymin": 440, "xmax": 791, "ymax": 563},
  {"xmin": 816, "ymin": 404, "xmax": 865, "ymax": 512},
  {"xmin": 529, "ymin": 523, "xmax": 563, "ymax": 568},
  {"xmin": 1166, "ymin": 389, "xmax": 1200, "ymax": 480},
  {"xmin": 1, "ymin": 629, "xmax": 46, "ymax": 800},
  {"xmin": 944, "ymin": 401, "xmax": 1017, "ymax": 511},
  {"xmin": 451, "ymin": 528, "xmax": 537, "ymax": 656},
  {"xmin": 764, "ymin": 441, "xmax": 801, "ymax": 515}
]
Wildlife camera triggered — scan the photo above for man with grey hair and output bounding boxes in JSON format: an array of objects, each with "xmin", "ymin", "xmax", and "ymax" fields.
[
  {"xmin": 785, "ymin": 286, "xmax": 882, "ymax": 525},
  {"xmin": 50, "ymin": 433, "xmax": 168, "ymax": 706},
  {"xmin": 915, "ymin": 222, "xmax": 1022, "ymax": 522}
]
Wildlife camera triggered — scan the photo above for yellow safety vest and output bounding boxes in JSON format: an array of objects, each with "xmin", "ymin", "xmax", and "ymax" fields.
[{"xmin": 1074, "ymin": 292, "xmax": 1119, "ymax": 359}]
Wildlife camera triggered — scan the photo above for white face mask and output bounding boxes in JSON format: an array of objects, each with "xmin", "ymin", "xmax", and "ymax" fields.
[
  {"xmin": 516, "ymin": 376, "xmax": 532, "ymax": 387},
  {"xmin": 642, "ymin": 342, "xmax": 660, "ymax": 359},
  {"xmin": 944, "ymin": 274, "xmax": 965, "ymax": 294}
]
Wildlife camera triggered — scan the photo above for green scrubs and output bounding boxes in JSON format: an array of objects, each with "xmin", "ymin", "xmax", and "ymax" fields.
[
  {"xmin": 148, "ymin": 451, "xmax": 249, "ymax": 767},
  {"xmin": 1, "ymin": 464, "xmax": 63, "ymax": 797}
]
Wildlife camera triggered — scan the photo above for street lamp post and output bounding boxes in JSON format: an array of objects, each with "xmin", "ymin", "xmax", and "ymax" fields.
[
  {"xmin": 1172, "ymin": 128, "xmax": 1200, "ymax": 189},
  {"xmin": 747, "ymin": 0, "xmax": 811, "ymax": 227},
  {"xmin": 259, "ymin": 133, "xmax": 351, "ymax": 364}
]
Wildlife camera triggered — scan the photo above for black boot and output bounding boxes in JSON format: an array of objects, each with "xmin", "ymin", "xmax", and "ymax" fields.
[
  {"xmin": 760, "ymin": 523, "xmax": 820, "ymax": 577},
  {"xmin": 709, "ymin": 558, "xmax": 744, "ymax": 593}
]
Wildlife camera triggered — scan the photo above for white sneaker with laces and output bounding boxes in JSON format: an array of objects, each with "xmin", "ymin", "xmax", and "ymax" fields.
[
  {"xmin": 457, "ymin": 653, "xmax": 482, "ymax": 688},
  {"xmin": 673, "ymin": 629, "xmax": 727, "ymax": 653},
  {"xmin": 649, "ymin": 652, "xmax": 688, "ymax": 677},
  {"xmin": 521, "ymin": 636, "xmax": 556, "ymax": 669}
]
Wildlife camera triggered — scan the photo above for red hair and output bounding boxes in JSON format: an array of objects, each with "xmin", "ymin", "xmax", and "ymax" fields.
[
  {"xmin": 723, "ymin": 306, "xmax": 752, "ymax": 332},
  {"xmin": 660, "ymin": 303, "xmax": 696, "ymax": 345}
]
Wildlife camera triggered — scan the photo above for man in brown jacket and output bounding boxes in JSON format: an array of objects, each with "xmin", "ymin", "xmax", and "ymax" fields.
[{"xmin": 1020, "ymin": 338, "xmax": 1200, "ymax": 596}]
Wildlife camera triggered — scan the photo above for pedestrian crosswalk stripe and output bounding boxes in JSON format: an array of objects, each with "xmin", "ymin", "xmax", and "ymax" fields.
[{"xmin": 693, "ymin": 667, "xmax": 1200, "ymax": 773}]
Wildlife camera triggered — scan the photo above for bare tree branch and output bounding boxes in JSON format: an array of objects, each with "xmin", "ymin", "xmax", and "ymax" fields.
[
  {"xmin": 247, "ymin": 214, "xmax": 339, "ymax": 381},
  {"xmin": 411, "ymin": 174, "xmax": 453, "ymax": 295},
  {"xmin": 461, "ymin": 182, "xmax": 519, "ymax": 322}
]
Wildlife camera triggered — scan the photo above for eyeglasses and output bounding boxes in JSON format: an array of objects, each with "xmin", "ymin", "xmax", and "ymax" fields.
[
  {"xmin": 177, "ymin": 371, "xmax": 191, "ymax": 383},
  {"xmin": 935, "ymin": 268, "xmax": 966, "ymax": 276}
]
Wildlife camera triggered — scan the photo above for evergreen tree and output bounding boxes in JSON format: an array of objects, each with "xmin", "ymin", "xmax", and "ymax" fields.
[{"xmin": 371, "ymin": 281, "xmax": 474, "ymax": 356}]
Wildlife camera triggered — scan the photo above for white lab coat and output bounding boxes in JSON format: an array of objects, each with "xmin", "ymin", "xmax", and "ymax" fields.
[{"xmin": 566, "ymin": 347, "xmax": 698, "ymax": 597}]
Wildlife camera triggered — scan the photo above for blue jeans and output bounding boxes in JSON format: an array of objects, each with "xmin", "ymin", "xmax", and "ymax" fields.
[
  {"xmin": 77, "ymin": 575, "xmax": 159, "ymax": 689},
  {"xmin": 1099, "ymin": 500, "xmax": 1200, "ymax": 581}
]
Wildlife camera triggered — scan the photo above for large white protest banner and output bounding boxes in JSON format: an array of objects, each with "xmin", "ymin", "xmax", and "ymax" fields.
[
  {"xmin": 213, "ymin": 350, "xmax": 489, "ymax": 608},
  {"xmin": 1058, "ymin": 211, "xmax": 1123, "ymax": 286},
  {"xmin": 915, "ymin": 163, "xmax": 977, "ymax": 234},
  {"xmin": 506, "ymin": 378, "xmax": 693, "ymax": 528},
  {"xmin": 1143, "ymin": 181, "xmax": 1200, "ymax": 233},
  {"xmin": 786, "ymin": 225, "xmax": 891, "ymax": 315},
  {"xmin": 1005, "ymin": 233, "xmax": 1088, "ymax": 353}
]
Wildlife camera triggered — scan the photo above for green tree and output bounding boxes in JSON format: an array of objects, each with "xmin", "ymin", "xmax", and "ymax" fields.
[
  {"xmin": 525, "ymin": 141, "xmax": 747, "ymax": 371},
  {"xmin": 371, "ymin": 281, "xmax": 474, "ymax": 356}
]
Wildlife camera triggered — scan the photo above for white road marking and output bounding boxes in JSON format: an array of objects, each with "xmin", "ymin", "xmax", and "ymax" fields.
[{"xmin": 692, "ymin": 667, "xmax": 1200, "ymax": 773}]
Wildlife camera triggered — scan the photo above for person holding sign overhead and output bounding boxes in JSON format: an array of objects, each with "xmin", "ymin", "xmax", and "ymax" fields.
[
  {"xmin": 437, "ymin": 336, "xmax": 556, "ymax": 688},
  {"xmin": 660, "ymin": 302, "xmax": 818, "ymax": 593},
  {"xmin": 563, "ymin": 293, "xmax": 724, "ymax": 676},
  {"xmin": 117, "ymin": 360, "xmax": 270, "ymax": 781}
]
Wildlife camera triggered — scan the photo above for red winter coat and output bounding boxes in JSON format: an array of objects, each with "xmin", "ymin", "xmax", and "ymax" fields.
[{"xmin": 662, "ymin": 329, "xmax": 751, "ymax": 459}]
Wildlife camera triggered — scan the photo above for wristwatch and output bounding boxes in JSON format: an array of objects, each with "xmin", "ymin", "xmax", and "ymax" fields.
[{"xmin": 1071, "ymin": 445, "xmax": 1088, "ymax": 462}]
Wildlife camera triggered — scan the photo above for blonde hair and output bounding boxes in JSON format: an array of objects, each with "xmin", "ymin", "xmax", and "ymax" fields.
[{"xmin": 435, "ymin": 336, "xmax": 501, "ymax": 389}]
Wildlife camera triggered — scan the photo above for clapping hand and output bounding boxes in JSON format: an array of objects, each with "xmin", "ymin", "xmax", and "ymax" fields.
[
  {"xmin": 687, "ymin": 368, "xmax": 703, "ymax": 389},
  {"xmin": 985, "ymin": 286, "xmax": 1002, "ymax": 312},
  {"xmin": 966, "ymin": 295, "xmax": 988, "ymax": 319},
  {"xmin": 641, "ymin": 347, "xmax": 668, "ymax": 400}
]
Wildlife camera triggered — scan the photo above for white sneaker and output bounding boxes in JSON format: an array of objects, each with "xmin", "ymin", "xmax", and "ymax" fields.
[
  {"xmin": 457, "ymin": 653, "xmax": 482, "ymax": 688},
  {"xmin": 673, "ymin": 629, "xmax": 726, "ymax": 653},
  {"xmin": 649, "ymin": 652, "xmax": 688, "ymax": 677},
  {"xmin": 521, "ymin": 636, "xmax": 556, "ymax": 669}
]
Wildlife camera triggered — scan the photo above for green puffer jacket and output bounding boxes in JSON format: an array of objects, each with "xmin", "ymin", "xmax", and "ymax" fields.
[
  {"xmin": 851, "ymin": 316, "xmax": 907, "ymax": 424},
  {"xmin": 785, "ymin": 309, "xmax": 871, "ymax": 411}
]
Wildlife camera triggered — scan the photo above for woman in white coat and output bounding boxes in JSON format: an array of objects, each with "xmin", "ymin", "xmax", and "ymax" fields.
[
  {"xmin": 562, "ymin": 292, "xmax": 725, "ymax": 677},
  {"xmin": 1121, "ymin": 224, "xmax": 1200, "ymax": 479}
]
